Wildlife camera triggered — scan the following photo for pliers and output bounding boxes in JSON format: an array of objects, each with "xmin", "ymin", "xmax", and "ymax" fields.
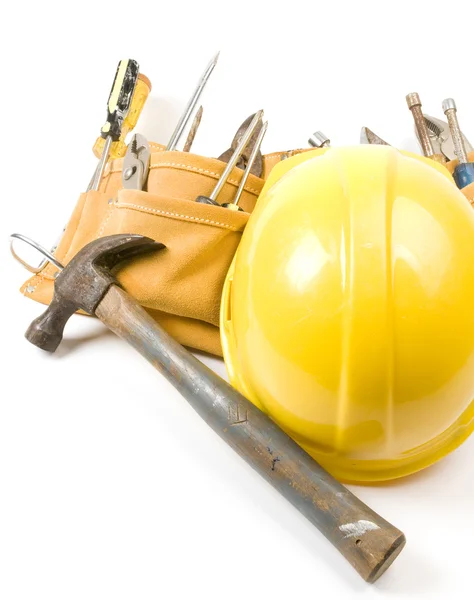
[
  {"xmin": 218, "ymin": 113, "xmax": 264, "ymax": 177},
  {"xmin": 122, "ymin": 133, "xmax": 151, "ymax": 190},
  {"xmin": 418, "ymin": 115, "xmax": 473, "ymax": 163}
]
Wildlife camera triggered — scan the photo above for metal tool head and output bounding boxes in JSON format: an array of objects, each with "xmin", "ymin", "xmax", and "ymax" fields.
[
  {"xmin": 308, "ymin": 131, "xmax": 330, "ymax": 148},
  {"xmin": 25, "ymin": 234, "xmax": 165, "ymax": 353},
  {"xmin": 422, "ymin": 114, "xmax": 473, "ymax": 162},
  {"xmin": 183, "ymin": 105, "xmax": 204, "ymax": 153},
  {"xmin": 406, "ymin": 92, "xmax": 422, "ymax": 110},
  {"xmin": 218, "ymin": 113, "xmax": 264, "ymax": 177},
  {"xmin": 360, "ymin": 127, "xmax": 390, "ymax": 146},
  {"xmin": 122, "ymin": 133, "xmax": 150, "ymax": 189}
]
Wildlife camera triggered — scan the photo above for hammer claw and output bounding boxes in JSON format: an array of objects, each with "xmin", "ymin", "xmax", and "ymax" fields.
[
  {"xmin": 25, "ymin": 234, "xmax": 166, "ymax": 353},
  {"xmin": 101, "ymin": 240, "xmax": 166, "ymax": 271}
]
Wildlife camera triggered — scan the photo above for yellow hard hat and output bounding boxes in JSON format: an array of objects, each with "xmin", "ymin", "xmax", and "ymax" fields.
[{"xmin": 221, "ymin": 146, "xmax": 474, "ymax": 483}]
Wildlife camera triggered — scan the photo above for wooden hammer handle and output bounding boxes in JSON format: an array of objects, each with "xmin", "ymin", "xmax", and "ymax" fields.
[{"xmin": 96, "ymin": 285, "xmax": 405, "ymax": 583}]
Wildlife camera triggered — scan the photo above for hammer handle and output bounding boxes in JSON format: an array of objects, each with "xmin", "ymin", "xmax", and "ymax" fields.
[{"xmin": 96, "ymin": 285, "xmax": 405, "ymax": 583}]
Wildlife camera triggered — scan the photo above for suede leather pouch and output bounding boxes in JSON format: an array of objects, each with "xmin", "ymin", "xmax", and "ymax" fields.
[{"xmin": 21, "ymin": 145, "xmax": 306, "ymax": 355}]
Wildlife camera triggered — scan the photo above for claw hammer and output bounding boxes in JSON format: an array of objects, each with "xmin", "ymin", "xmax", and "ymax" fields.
[{"xmin": 25, "ymin": 234, "xmax": 405, "ymax": 583}]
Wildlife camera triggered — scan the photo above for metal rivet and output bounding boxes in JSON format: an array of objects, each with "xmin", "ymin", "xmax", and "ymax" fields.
[
  {"xmin": 26, "ymin": 285, "xmax": 35, "ymax": 293},
  {"xmin": 108, "ymin": 198, "xmax": 114, "ymax": 204},
  {"xmin": 123, "ymin": 166, "xmax": 136, "ymax": 180}
]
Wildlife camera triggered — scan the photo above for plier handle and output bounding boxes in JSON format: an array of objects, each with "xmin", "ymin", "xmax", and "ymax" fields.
[{"xmin": 420, "ymin": 114, "xmax": 473, "ymax": 162}]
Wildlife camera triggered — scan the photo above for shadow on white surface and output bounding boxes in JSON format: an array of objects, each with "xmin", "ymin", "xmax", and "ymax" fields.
[
  {"xmin": 54, "ymin": 322, "xmax": 115, "ymax": 357},
  {"xmin": 374, "ymin": 548, "xmax": 442, "ymax": 594}
]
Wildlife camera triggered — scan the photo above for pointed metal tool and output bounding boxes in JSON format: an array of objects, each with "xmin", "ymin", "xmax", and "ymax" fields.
[
  {"xmin": 183, "ymin": 105, "xmax": 204, "ymax": 152},
  {"xmin": 360, "ymin": 127, "xmax": 390, "ymax": 146},
  {"xmin": 166, "ymin": 53, "xmax": 219, "ymax": 151}
]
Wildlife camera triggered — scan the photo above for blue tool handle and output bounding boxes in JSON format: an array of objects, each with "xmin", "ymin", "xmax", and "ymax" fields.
[{"xmin": 454, "ymin": 163, "xmax": 474, "ymax": 189}]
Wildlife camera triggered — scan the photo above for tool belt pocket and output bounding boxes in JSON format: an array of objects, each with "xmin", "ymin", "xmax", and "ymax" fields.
[
  {"xmin": 21, "ymin": 152, "xmax": 262, "ymax": 356},
  {"xmin": 101, "ymin": 189, "xmax": 249, "ymax": 355}
]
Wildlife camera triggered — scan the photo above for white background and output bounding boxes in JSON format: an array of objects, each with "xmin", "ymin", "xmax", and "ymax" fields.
[{"xmin": 1, "ymin": 1, "xmax": 474, "ymax": 598}]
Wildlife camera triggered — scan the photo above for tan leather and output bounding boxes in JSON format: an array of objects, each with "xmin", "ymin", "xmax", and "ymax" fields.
[{"xmin": 21, "ymin": 146, "xmax": 311, "ymax": 355}]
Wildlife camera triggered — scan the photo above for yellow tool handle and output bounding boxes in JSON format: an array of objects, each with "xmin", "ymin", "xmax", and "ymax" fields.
[{"xmin": 93, "ymin": 73, "xmax": 152, "ymax": 160}]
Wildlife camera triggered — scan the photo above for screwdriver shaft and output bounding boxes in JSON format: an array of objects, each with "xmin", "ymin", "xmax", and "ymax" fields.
[
  {"xmin": 166, "ymin": 53, "xmax": 219, "ymax": 151},
  {"xmin": 91, "ymin": 135, "xmax": 113, "ymax": 191}
]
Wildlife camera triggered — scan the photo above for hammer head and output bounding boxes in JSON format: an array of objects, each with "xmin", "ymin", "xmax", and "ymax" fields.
[{"xmin": 25, "ymin": 234, "xmax": 165, "ymax": 352}]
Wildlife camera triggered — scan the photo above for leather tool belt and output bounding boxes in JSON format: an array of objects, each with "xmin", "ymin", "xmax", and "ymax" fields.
[
  {"xmin": 20, "ymin": 147, "xmax": 474, "ymax": 356},
  {"xmin": 20, "ymin": 145, "xmax": 309, "ymax": 356}
]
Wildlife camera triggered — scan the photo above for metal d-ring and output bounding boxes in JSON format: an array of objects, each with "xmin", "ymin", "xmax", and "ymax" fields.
[{"xmin": 10, "ymin": 233, "xmax": 64, "ymax": 273}]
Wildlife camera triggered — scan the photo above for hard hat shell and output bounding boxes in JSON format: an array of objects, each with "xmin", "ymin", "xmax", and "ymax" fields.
[{"xmin": 221, "ymin": 146, "xmax": 474, "ymax": 482}]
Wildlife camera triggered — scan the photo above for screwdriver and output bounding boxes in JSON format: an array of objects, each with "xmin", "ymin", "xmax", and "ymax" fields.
[
  {"xmin": 221, "ymin": 120, "xmax": 268, "ymax": 212},
  {"xmin": 92, "ymin": 73, "xmax": 151, "ymax": 162},
  {"xmin": 406, "ymin": 93, "xmax": 446, "ymax": 164},
  {"xmin": 196, "ymin": 110, "xmax": 264, "ymax": 207},
  {"xmin": 166, "ymin": 53, "xmax": 219, "ymax": 151},
  {"xmin": 442, "ymin": 98, "xmax": 474, "ymax": 190},
  {"xmin": 89, "ymin": 59, "xmax": 140, "ymax": 191},
  {"xmin": 309, "ymin": 131, "xmax": 330, "ymax": 148},
  {"xmin": 12, "ymin": 61, "xmax": 148, "ymax": 275}
]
